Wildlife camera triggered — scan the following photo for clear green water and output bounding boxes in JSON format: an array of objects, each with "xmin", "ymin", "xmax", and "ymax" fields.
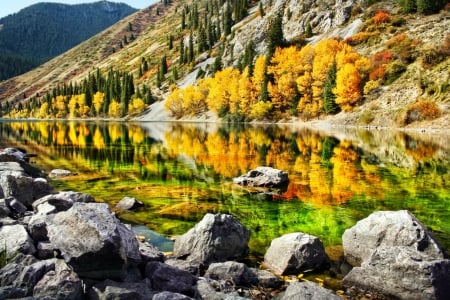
[{"xmin": 1, "ymin": 120, "xmax": 449, "ymax": 260}]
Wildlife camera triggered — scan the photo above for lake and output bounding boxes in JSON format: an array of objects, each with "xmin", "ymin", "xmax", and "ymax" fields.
[{"xmin": 1, "ymin": 120, "xmax": 449, "ymax": 261}]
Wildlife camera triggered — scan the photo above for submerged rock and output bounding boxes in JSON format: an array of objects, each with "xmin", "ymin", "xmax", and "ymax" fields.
[
  {"xmin": 233, "ymin": 166, "xmax": 289, "ymax": 188},
  {"xmin": 115, "ymin": 196, "xmax": 144, "ymax": 211},
  {"xmin": 48, "ymin": 169, "xmax": 73, "ymax": 179},
  {"xmin": 173, "ymin": 213, "xmax": 250, "ymax": 268},
  {"xmin": 263, "ymin": 232, "xmax": 329, "ymax": 275}
]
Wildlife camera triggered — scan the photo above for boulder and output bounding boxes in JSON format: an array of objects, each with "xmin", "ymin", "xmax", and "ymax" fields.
[
  {"xmin": 32, "ymin": 191, "xmax": 95, "ymax": 213},
  {"xmin": 342, "ymin": 210, "xmax": 445, "ymax": 266},
  {"xmin": 36, "ymin": 241, "xmax": 56, "ymax": 260},
  {"xmin": 0, "ymin": 161, "xmax": 26, "ymax": 177},
  {"xmin": 263, "ymin": 232, "xmax": 329, "ymax": 275},
  {"xmin": 276, "ymin": 281, "xmax": 341, "ymax": 300},
  {"xmin": 204, "ymin": 261, "xmax": 257, "ymax": 287},
  {"xmin": 233, "ymin": 166, "xmax": 288, "ymax": 188},
  {"xmin": 249, "ymin": 268, "xmax": 283, "ymax": 289},
  {"xmin": 139, "ymin": 241, "xmax": 165, "ymax": 264},
  {"xmin": 0, "ymin": 254, "xmax": 37, "ymax": 287},
  {"xmin": 145, "ymin": 261, "xmax": 198, "ymax": 296},
  {"xmin": 46, "ymin": 202, "xmax": 141, "ymax": 279},
  {"xmin": 342, "ymin": 246, "xmax": 450, "ymax": 300},
  {"xmin": 0, "ymin": 175, "xmax": 53, "ymax": 207},
  {"xmin": 33, "ymin": 259, "xmax": 83, "ymax": 300},
  {"xmin": 195, "ymin": 278, "xmax": 243, "ymax": 300},
  {"xmin": 88, "ymin": 279, "xmax": 152, "ymax": 300},
  {"xmin": 13, "ymin": 258, "xmax": 57, "ymax": 296},
  {"xmin": 7, "ymin": 197, "xmax": 27, "ymax": 215},
  {"xmin": 0, "ymin": 224, "xmax": 36, "ymax": 258},
  {"xmin": 165, "ymin": 258, "xmax": 202, "ymax": 275},
  {"xmin": 115, "ymin": 196, "xmax": 144, "ymax": 211},
  {"xmin": 173, "ymin": 214, "xmax": 250, "ymax": 267},
  {"xmin": 0, "ymin": 286, "xmax": 27, "ymax": 299},
  {"xmin": 0, "ymin": 148, "xmax": 42, "ymax": 177},
  {"xmin": 48, "ymin": 169, "xmax": 73, "ymax": 179}
]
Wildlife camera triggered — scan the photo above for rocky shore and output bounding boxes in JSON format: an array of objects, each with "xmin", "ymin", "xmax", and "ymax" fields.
[{"xmin": 0, "ymin": 149, "xmax": 449, "ymax": 299}]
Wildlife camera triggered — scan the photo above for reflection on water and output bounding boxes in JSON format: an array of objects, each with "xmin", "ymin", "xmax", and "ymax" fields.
[{"xmin": 1, "ymin": 120, "xmax": 449, "ymax": 258}]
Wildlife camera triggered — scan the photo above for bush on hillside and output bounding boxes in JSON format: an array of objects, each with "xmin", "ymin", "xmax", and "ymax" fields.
[{"xmin": 403, "ymin": 99, "xmax": 442, "ymax": 125}]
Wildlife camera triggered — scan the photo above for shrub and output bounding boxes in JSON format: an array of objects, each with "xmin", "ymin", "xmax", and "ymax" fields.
[
  {"xmin": 364, "ymin": 79, "xmax": 382, "ymax": 95},
  {"xmin": 373, "ymin": 10, "xmax": 391, "ymax": 25},
  {"xmin": 359, "ymin": 109, "xmax": 375, "ymax": 124},
  {"xmin": 404, "ymin": 99, "xmax": 441, "ymax": 125},
  {"xmin": 385, "ymin": 60, "xmax": 407, "ymax": 84}
]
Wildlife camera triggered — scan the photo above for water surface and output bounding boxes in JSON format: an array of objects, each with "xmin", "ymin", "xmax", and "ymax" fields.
[{"xmin": 1, "ymin": 120, "xmax": 449, "ymax": 260}]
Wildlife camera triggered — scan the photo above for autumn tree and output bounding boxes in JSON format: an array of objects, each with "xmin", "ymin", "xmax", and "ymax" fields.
[{"xmin": 333, "ymin": 63, "xmax": 362, "ymax": 111}]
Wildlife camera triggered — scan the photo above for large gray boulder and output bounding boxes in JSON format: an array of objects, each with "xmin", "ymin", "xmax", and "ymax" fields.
[
  {"xmin": 173, "ymin": 214, "xmax": 250, "ymax": 267},
  {"xmin": 343, "ymin": 246, "xmax": 450, "ymax": 300},
  {"xmin": 263, "ymin": 232, "xmax": 329, "ymax": 275},
  {"xmin": 145, "ymin": 261, "xmax": 198, "ymax": 296},
  {"xmin": 0, "ymin": 224, "xmax": 36, "ymax": 258},
  {"xmin": 33, "ymin": 259, "xmax": 83, "ymax": 300},
  {"xmin": 233, "ymin": 166, "xmax": 289, "ymax": 188},
  {"xmin": 342, "ymin": 210, "xmax": 445, "ymax": 266},
  {"xmin": 276, "ymin": 281, "xmax": 341, "ymax": 300},
  {"xmin": 32, "ymin": 191, "xmax": 95, "ymax": 213},
  {"xmin": 46, "ymin": 202, "xmax": 141, "ymax": 279}
]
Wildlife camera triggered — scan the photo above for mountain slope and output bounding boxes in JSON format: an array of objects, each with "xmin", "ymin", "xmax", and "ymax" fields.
[
  {"xmin": 0, "ymin": 0, "xmax": 448, "ymax": 129},
  {"xmin": 0, "ymin": 1, "xmax": 137, "ymax": 80}
]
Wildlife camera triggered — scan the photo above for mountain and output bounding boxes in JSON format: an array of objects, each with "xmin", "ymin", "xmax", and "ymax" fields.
[
  {"xmin": 0, "ymin": 0, "xmax": 448, "ymax": 129},
  {"xmin": 0, "ymin": 1, "xmax": 137, "ymax": 81}
]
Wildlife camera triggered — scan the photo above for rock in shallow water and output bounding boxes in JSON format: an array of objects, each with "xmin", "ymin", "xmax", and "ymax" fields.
[
  {"xmin": 173, "ymin": 213, "xmax": 250, "ymax": 268},
  {"xmin": 233, "ymin": 166, "xmax": 289, "ymax": 188}
]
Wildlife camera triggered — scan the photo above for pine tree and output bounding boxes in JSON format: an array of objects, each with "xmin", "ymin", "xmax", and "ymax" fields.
[
  {"xmin": 323, "ymin": 62, "xmax": 339, "ymax": 114},
  {"xmin": 267, "ymin": 12, "xmax": 284, "ymax": 59},
  {"xmin": 305, "ymin": 22, "xmax": 313, "ymax": 38}
]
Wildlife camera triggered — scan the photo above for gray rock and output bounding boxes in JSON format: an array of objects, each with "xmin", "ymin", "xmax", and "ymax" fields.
[
  {"xmin": 139, "ymin": 241, "xmax": 165, "ymax": 263},
  {"xmin": 0, "ymin": 175, "xmax": 53, "ymax": 207},
  {"xmin": 165, "ymin": 258, "xmax": 202, "ymax": 275},
  {"xmin": 343, "ymin": 246, "xmax": 450, "ymax": 300},
  {"xmin": 173, "ymin": 214, "xmax": 250, "ymax": 268},
  {"xmin": 195, "ymin": 278, "xmax": 242, "ymax": 300},
  {"xmin": 32, "ymin": 191, "xmax": 94, "ymax": 213},
  {"xmin": 0, "ymin": 148, "xmax": 42, "ymax": 177},
  {"xmin": 8, "ymin": 197, "xmax": 27, "ymax": 215},
  {"xmin": 0, "ymin": 161, "xmax": 26, "ymax": 177},
  {"xmin": 116, "ymin": 196, "xmax": 144, "ymax": 211},
  {"xmin": 263, "ymin": 232, "xmax": 329, "ymax": 275},
  {"xmin": 205, "ymin": 261, "xmax": 257, "ymax": 287},
  {"xmin": 342, "ymin": 210, "xmax": 445, "ymax": 266},
  {"xmin": 145, "ymin": 261, "xmax": 198, "ymax": 296},
  {"xmin": 33, "ymin": 259, "xmax": 83, "ymax": 300},
  {"xmin": 233, "ymin": 166, "xmax": 288, "ymax": 188},
  {"xmin": 0, "ymin": 286, "xmax": 27, "ymax": 299},
  {"xmin": 0, "ymin": 254, "xmax": 37, "ymax": 287},
  {"xmin": 249, "ymin": 268, "xmax": 283, "ymax": 289},
  {"xmin": 88, "ymin": 279, "xmax": 152, "ymax": 300},
  {"xmin": 0, "ymin": 198, "xmax": 11, "ymax": 217},
  {"xmin": 0, "ymin": 224, "xmax": 36, "ymax": 258},
  {"xmin": 48, "ymin": 169, "xmax": 73, "ymax": 179},
  {"xmin": 276, "ymin": 281, "xmax": 341, "ymax": 300},
  {"xmin": 14, "ymin": 258, "xmax": 57, "ymax": 296},
  {"xmin": 36, "ymin": 241, "xmax": 56, "ymax": 259},
  {"xmin": 334, "ymin": 0, "xmax": 354, "ymax": 26},
  {"xmin": 46, "ymin": 202, "xmax": 141, "ymax": 279},
  {"xmin": 153, "ymin": 291, "xmax": 194, "ymax": 300}
]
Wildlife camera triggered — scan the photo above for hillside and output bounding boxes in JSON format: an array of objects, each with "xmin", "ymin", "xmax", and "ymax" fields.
[
  {"xmin": 0, "ymin": 0, "xmax": 448, "ymax": 130},
  {"xmin": 0, "ymin": 1, "xmax": 137, "ymax": 81}
]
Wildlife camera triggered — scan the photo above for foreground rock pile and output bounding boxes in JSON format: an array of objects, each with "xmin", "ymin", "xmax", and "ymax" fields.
[{"xmin": 0, "ymin": 148, "xmax": 449, "ymax": 299}]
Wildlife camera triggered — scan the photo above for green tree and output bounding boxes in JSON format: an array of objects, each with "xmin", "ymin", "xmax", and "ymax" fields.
[
  {"xmin": 323, "ymin": 62, "xmax": 339, "ymax": 114},
  {"xmin": 267, "ymin": 12, "xmax": 284, "ymax": 58}
]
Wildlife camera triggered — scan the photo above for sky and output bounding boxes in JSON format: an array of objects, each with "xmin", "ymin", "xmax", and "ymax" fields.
[{"xmin": 0, "ymin": 0, "xmax": 158, "ymax": 19}]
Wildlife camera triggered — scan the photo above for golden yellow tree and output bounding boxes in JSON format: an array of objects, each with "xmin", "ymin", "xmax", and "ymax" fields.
[
  {"xmin": 333, "ymin": 63, "xmax": 362, "ymax": 111},
  {"xmin": 128, "ymin": 98, "xmax": 146, "ymax": 115},
  {"xmin": 108, "ymin": 100, "xmax": 122, "ymax": 118},
  {"xmin": 93, "ymin": 92, "xmax": 105, "ymax": 116}
]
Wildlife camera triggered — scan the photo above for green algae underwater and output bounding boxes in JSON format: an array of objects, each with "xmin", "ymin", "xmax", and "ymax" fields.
[{"xmin": 1, "ymin": 120, "xmax": 449, "ymax": 262}]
